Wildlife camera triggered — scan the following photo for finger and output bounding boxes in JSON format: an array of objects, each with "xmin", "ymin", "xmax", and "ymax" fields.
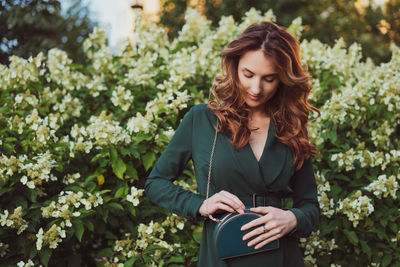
[
  {"xmin": 219, "ymin": 191, "xmax": 246, "ymax": 210},
  {"xmin": 216, "ymin": 192, "xmax": 245, "ymax": 213},
  {"xmin": 246, "ymin": 228, "xmax": 280, "ymax": 249},
  {"xmin": 242, "ymin": 224, "xmax": 267, "ymax": 241},
  {"xmin": 240, "ymin": 216, "xmax": 267, "ymax": 231},
  {"xmin": 210, "ymin": 202, "xmax": 235, "ymax": 214},
  {"xmin": 249, "ymin": 206, "xmax": 271, "ymax": 213},
  {"xmin": 253, "ymin": 234, "xmax": 280, "ymax": 250}
]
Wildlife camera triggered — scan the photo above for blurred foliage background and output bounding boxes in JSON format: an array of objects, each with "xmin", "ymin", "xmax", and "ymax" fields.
[
  {"xmin": 0, "ymin": 0, "xmax": 96, "ymax": 65},
  {"xmin": 1, "ymin": 0, "xmax": 398, "ymax": 65},
  {"xmin": 158, "ymin": 0, "xmax": 399, "ymax": 64}
]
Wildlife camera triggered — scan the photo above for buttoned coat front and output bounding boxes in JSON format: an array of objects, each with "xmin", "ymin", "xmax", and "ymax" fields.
[{"xmin": 144, "ymin": 104, "xmax": 320, "ymax": 267}]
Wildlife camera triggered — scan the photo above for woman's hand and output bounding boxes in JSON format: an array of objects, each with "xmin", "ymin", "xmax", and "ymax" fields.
[
  {"xmin": 240, "ymin": 206, "xmax": 297, "ymax": 249},
  {"xmin": 198, "ymin": 190, "xmax": 246, "ymax": 217}
]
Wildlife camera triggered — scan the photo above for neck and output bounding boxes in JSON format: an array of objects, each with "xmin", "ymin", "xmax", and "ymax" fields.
[{"xmin": 249, "ymin": 107, "xmax": 268, "ymax": 121}]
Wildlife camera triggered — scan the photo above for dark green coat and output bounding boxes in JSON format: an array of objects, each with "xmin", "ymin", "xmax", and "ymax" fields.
[{"xmin": 144, "ymin": 104, "xmax": 319, "ymax": 266}]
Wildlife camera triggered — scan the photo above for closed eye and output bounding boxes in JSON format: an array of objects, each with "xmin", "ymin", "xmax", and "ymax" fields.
[
  {"xmin": 244, "ymin": 74, "xmax": 275, "ymax": 83},
  {"xmin": 264, "ymin": 77, "xmax": 275, "ymax": 83}
]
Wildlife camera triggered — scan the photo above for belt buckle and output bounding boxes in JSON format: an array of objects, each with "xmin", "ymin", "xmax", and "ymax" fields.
[{"xmin": 252, "ymin": 193, "xmax": 266, "ymax": 208}]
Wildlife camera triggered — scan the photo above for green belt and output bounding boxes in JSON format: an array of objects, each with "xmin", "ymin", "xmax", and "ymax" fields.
[{"xmin": 238, "ymin": 193, "xmax": 282, "ymax": 208}]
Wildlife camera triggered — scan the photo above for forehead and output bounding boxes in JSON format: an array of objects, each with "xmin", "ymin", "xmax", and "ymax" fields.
[{"xmin": 238, "ymin": 49, "xmax": 277, "ymax": 74}]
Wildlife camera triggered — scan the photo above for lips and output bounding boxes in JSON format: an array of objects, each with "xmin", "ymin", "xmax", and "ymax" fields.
[{"xmin": 247, "ymin": 93, "xmax": 262, "ymax": 101}]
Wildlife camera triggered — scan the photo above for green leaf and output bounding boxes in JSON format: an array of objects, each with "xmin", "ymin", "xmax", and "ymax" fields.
[
  {"xmin": 110, "ymin": 147, "xmax": 118, "ymax": 165},
  {"xmin": 29, "ymin": 188, "xmax": 38, "ymax": 202},
  {"xmin": 73, "ymin": 220, "xmax": 85, "ymax": 242},
  {"xmin": 97, "ymin": 248, "xmax": 113, "ymax": 258},
  {"xmin": 114, "ymin": 185, "xmax": 126, "ymax": 198},
  {"xmin": 166, "ymin": 256, "xmax": 185, "ymax": 264},
  {"xmin": 108, "ymin": 202, "xmax": 124, "ymax": 211},
  {"xmin": 343, "ymin": 229, "xmax": 359, "ymax": 245},
  {"xmin": 142, "ymin": 152, "xmax": 156, "ymax": 171},
  {"xmin": 360, "ymin": 240, "xmax": 371, "ymax": 258},
  {"xmin": 112, "ymin": 157, "xmax": 126, "ymax": 179},
  {"xmin": 0, "ymin": 185, "xmax": 12, "ymax": 195},
  {"xmin": 382, "ymin": 254, "xmax": 392, "ymax": 267},
  {"xmin": 84, "ymin": 220, "xmax": 94, "ymax": 232},
  {"xmin": 126, "ymin": 164, "xmax": 138, "ymax": 180},
  {"xmin": 124, "ymin": 257, "xmax": 137, "ymax": 267},
  {"xmin": 193, "ymin": 231, "xmax": 202, "ymax": 244},
  {"xmin": 91, "ymin": 151, "xmax": 108, "ymax": 163},
  {"xmin": 39, "ymin": 248, "xmax": 52, "ymax": 267}
]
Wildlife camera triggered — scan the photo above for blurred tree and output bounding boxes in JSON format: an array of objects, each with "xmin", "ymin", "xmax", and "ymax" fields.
[
  {"xmin": 158, "ymin": 0, "xmax": 400, "ymax": 64},
  {"xmin": 0, "ymin": 0, "xmax": 96, "ymax": 65}
]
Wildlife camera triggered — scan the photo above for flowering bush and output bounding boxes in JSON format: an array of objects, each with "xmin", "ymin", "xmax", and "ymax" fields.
[{"xmin": 0, "ymin": 7, "xmax": 399, "ymax": 267}]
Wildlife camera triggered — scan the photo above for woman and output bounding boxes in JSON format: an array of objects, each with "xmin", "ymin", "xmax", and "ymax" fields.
[{"xmin": 144, "ymin": 21, "xmax": 320, "ymax": 266}]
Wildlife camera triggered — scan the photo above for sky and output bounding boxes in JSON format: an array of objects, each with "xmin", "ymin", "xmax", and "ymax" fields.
[{"xmin": 62, "ymin": 0, "xmax": 134, "ymax": 52}]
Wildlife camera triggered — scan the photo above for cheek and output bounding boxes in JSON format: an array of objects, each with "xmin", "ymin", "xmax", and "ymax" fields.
[
  {"xmin": 238, "ymin": 74, "xmax": 248, "ymax": 88},
  {"xmin": 264, "ymin": 82, "xmax": 279, "ymax": 94}
]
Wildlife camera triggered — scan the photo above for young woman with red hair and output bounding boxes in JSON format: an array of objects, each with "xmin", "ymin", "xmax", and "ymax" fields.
[{"xmin": 145, "ymin": 21, "xmax": 320, "ymax": 266}]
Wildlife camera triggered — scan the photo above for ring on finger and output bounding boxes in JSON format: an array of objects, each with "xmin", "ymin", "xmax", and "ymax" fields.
[{"xmin": 262, "ymin": 224, "xmax": 268, "ymax": 233}]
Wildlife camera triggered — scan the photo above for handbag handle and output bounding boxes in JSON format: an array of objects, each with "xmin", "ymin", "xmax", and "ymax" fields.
[{"xmin": 205, "ymin": 120, "xmax": 222, "ymax": 223}]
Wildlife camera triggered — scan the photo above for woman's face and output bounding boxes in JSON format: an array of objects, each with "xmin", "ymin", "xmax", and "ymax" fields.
[{"xmin": 237, "ymin": 49, "xmax": 280, "ymax": 112}]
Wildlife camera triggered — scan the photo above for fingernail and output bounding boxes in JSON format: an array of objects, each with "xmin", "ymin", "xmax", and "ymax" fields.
[{"xmin": 240, "ymin": 226, "xmax": 245, "ymax": 231}]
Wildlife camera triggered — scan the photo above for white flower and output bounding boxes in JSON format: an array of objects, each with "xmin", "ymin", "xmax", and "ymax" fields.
[{"xmin": 177, "ymin": 222, "xmax": 184, "ymax": 230}]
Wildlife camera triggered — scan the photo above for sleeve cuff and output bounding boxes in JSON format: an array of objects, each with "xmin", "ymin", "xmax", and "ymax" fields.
[
  {"xmin": 188, "ymin": 194, "xmax": 207, "ymax": 222},
  {"xmin": 288, "ymin": 207, "xmax": 306, "ymax": 237}
]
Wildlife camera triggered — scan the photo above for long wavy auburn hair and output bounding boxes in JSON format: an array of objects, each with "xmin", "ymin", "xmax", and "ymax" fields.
[{"xmin": 208, "ymin": 21, "xmax": 320, "ymax": 171}]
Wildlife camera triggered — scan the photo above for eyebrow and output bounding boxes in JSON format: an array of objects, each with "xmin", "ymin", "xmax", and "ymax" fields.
[{"xmin": 242, "ymin": 67, "xmax": 277, "ymax": 77}]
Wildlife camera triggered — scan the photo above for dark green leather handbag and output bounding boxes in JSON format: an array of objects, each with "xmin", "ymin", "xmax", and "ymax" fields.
[
  {"xmin": 206, "ymin": 121, "xmax": 280, "ymax": 260},
  {"xmin": 212, "ymin": 209, "xmax": 279, "ymax": 260}
]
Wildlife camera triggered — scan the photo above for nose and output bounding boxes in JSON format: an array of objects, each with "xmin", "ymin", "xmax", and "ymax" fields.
[{"xmin": 249, "ymin": 79, "xmax": 262, "ymax": 95}]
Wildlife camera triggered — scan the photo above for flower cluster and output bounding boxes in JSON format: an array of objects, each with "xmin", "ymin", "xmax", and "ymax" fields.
[
  {"xmin": 126, "ymin": 186, "xmax": 144, "ymax": 207},
  {"xmin": 47, "ymin": 48, "xmax": 87, "ymax": 91},
  {"xmin": 300, "ymin": 230, "xmax": 338, "ymax": 266},
  {"xmin": 41, "ymin": 190, "xmax": 103, "ymax": 227},
  {"xmin": 315, "ymin": 172, "xmax": 335, "ymax": 218},
  {"xmin": 0, "ymin": 154, "xmax": 19, "ymax": 184},
  {"xmin": 364, "ymin": 174, "xmax": 399, "ymax": 199},
  {"xmin": 113, "ymin": 220, "xmax": 180, "ymax": 265},
  {"xmin": 62, "ymin": 173, "xmax": 81, "ymax": 185},
  {"xmin": 69, "ymin": 111, "xmax": 131, "ymax": 157},
  {"xmin": 124, "ymin": 51, "xmax": 160, "ymax": 87},
  {"xmin": 18, "ymin": 151, "xmax": 58, "ymax": 189},
  {"xmin": 17, "ymin": 260, "xmax": 36, "ymax": 267},
  {"xmin": 336, "ymin": 190, "xmax": 374, "ymax": 227},
  {"xmin": 0, "ymin": 242, "xmax": 9, "ymax": 257},
  {"xmin": 52, "ymin": 93, "xmax": 82, "ymax": 120},
  {"xmin": 24, "ymin": 109, "xmax": 61, "ymax": 145},
  {"xmin": 111, "ymin": 85, "xmax": 134, "ymax": 111},
  {"xmin": 161, "ymin": 213, "xmax": 186, "ymax": 234},
  {"xmin": 0, "ymin": 207, "xmax": 28, "ymax": 235},
  {"xmin": 36, "ymin": 224, "xmax": 66, "ymax": 250},
  {"xmin": 131, "ymin": 10, "xmax": 170, "ymax": 58},
  {"xmin": 174, "ymin": 7, "xmax": 212, "ymax": 44},
  {"xmin": 0, "ymin": 52, "xmax": 44, "ymax": 90},
  {"xmin": 330, "ymin": 148, "xmax": 398, "ymax": 172}
]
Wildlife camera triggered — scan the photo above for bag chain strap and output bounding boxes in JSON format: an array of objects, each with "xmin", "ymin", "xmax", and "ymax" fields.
[{"xmin": 206, "ymin": 120, "xmax": 222, "ymax": 223}]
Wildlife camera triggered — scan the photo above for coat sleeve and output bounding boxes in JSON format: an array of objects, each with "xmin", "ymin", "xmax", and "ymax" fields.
[
  {"xmin": 287, "ymin": 157, "xmax": 320, "ymax": 238},
  {"xmin": 144, "ymin": 106, "xmax": 206, "ymax": 222}
]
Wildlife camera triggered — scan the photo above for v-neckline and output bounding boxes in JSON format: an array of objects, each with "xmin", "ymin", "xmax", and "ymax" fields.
[{"xmin": 247, "ymin": 120, "xmax": 274, "ymax": 164}]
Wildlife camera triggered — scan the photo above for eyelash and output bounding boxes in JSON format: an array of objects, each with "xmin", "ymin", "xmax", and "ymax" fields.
[{"xmin": 244, "ymin": 74, "xmax": 275, "ymax": 83}]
